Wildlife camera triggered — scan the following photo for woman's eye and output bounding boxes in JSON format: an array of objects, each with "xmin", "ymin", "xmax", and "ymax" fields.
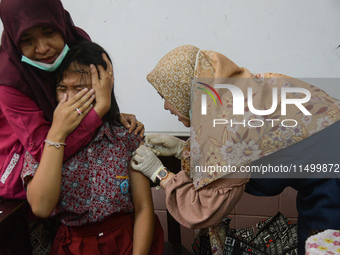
[
  {"xmin": 19, "ymin": 37, "xmax": 31, "ymax": 45},
  {"xmin": 42, "ymin": 28, "xmax": 55, "ymax": 36}
]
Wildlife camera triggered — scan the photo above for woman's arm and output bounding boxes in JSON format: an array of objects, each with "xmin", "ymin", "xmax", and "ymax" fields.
[
  {"xmin": 0, "ymin": 85, "xmax": 101, "ymax": 162},
  {"xmin": 0, "ymin": 60, "xmax": 141, "ymax": 164},
  {"xmin": 132, "ymin": 145, "xmax": 249, "ymax": 229},
  {"xmin": 129, "ymin": 166, "xmax": 155, "ymax": 255},
  {"xmin": 163, "ymin": 170, "xmax": 249, "ymax": 229},
  {"xmin": 26, "ymin": 89, "xmax": 94, "ymax": 218}
]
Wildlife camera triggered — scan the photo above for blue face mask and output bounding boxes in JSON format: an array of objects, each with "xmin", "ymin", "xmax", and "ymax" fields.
[{"xmin": 21, "ymin": 44, "xmax": 70, "ymax": 72}]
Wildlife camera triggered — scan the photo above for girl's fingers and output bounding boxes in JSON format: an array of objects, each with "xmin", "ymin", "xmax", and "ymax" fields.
[
  {"xmin": 75, "ymin": 90, "xmax": 95, "ymax": 109},
  {"xmin": 80, "ymin": 103, "xmax": 93, "ymax": 118},
  {"xmin": 90, "ymin": 64, "xmax": 99, "ymax": 88},
  {"xmin": 100, "ymin": 54, "xmax": 114, "ymax": 86},
  {"xmin": 68, "ymin": 88, "xmax": 95, "ymax": 108},
  {"xmin": 57, "ymin": 93, "xmax": 68, "ymax": 106},
  {"xmin": 66, "ymin": 88, "xmax": 89, "ymax": 105},
  {"xmin": 54, "ymin": 94, "xmax": 68, "ymax": 113},
  {"xmin": 102, "ymin": 53, "xmax": 113, "ymax": 75},
  {"xmin": 96, "ymin": 63, "xmax": 113, "ymax": 91},
  {"xmin": 96, "ymin": 63, "xmax": 107, "ymax": 79},
  {"xmin": 73, "ymin": 98, "xmax": 94, "ymax": 122},
  {"xmin": 78, "ymin": 93, "xmax": 95, "ymax": 114},
  {"xmin": 57, "ymin": 89, "xmax": 95, "ymax": 120}
]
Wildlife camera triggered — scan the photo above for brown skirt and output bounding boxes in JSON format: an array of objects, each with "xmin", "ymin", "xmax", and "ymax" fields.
[{"xmin": 49, "ymin": 213, "xmax": 164, "ymax": 255}]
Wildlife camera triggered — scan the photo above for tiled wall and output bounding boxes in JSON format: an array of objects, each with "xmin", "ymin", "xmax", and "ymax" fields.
[
  {"xmin": 152, "ymin": 188, "xmax": 196, "ymax": 251},
  {"xmin": 152, "ymin": 185, "xmax": 298, "ymax": 251}
]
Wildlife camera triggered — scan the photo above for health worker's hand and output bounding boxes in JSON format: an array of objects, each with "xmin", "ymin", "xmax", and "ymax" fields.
[
  {"xmin": 145, "ymin": 134, "xmax": 185, "ymax": 159},
  {"xmin": 131, "ymin": 145, "xmax": 164, "ymax": 182}
]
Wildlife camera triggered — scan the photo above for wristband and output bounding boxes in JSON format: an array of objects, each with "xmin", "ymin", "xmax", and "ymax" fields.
[{"xmin": 45, "ymin": 140, "xmax": 66, "ymax": 149}]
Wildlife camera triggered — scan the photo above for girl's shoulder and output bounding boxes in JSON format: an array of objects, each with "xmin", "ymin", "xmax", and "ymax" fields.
[{"xmin": 105, "ymin": 123, "xmax": 143, "ymax": 147}]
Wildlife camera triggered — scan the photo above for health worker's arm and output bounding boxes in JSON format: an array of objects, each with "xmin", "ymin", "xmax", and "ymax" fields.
[{"xmin": 163, "ymin": 170, "xmax": 249, "ymax": 229}]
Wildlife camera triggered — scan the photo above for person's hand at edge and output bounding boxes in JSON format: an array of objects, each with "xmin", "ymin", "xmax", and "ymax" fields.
[{"xmin": 120, "ymin": 113, "xmax": 145, "ymax": 137}]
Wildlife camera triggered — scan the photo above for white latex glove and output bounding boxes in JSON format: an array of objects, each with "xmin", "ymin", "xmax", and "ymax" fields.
[
  {"xmin": 131, "ymin": 145, "xmax": 164, "ymax": 182},
  {"xmin": 145, "ymin": 134, "xmax": 185, "ymax": 159}
]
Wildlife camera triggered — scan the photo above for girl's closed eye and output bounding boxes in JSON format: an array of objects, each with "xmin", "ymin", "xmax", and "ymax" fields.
[{"xmin": 56, "ymin": 86, "xmax": 67, "ymax": 92}]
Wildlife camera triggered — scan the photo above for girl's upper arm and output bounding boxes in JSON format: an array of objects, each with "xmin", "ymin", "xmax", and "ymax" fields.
[{"xmin": 129, "ymin": 166, "xmax": 153, "ymax": 211}]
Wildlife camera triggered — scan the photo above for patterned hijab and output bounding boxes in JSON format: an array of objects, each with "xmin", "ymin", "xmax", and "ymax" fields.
[
  {"xmin": 147, "ymin": 45, "xmax": 200, "ymax": 118},
  {"xmin": 0, "ymin": 0, "xmax": 90, "ymax": 121},
  {"xmin": 147, "ymin": 45, "xmax": 340, "ymax": 190}
]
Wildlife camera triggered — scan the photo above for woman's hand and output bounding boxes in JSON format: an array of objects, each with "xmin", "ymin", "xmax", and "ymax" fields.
[
  {"xmin": 91, "ymin": 53, "xmax": 114, "ymax": 118},
  {"xmin": 145, "ymin": 134, "xmax": 185, "ymax": 159},
  {"xmin": 120, "ymin": 113, "xmax": 145, "ymax": 137},
  {"xmin": 48, "ymin": 88, "xmax": 95, "ymax": 142},
  {"xmin": 131, "ymin": 145, "xmax": 164, "ymax": 182}
]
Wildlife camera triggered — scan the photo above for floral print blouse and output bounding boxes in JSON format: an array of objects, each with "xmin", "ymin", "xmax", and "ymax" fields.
[{"xmin": 22, "ymin": 122, "xmax": 142, "ymax": 226}]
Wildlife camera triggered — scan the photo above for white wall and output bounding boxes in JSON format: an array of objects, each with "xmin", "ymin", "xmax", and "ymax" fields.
[{"xmin": 1, "ymin": 0, "xmax": 340, "ymax": 134}]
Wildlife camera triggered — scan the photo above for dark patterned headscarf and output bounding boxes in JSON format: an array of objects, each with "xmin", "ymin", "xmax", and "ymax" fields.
[{"xmin": 0, "ymin": 0, "xmax": 90, "ymax": 121}]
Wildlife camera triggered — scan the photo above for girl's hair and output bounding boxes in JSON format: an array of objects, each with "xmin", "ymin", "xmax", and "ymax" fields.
[{"xmin": 55, "ymin": 41, "xmax": 121, "ymax": 126}]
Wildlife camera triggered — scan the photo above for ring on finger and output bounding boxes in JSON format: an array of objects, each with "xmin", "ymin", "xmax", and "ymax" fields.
[{"xmin": 76, "ymin": 108, "xmax": 82, "ymax": 116}]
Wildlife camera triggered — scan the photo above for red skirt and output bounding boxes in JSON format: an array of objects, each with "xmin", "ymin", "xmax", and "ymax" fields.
[{"xmin": 50, "ymin": 213, "xmax": 164, "ymax": 255}]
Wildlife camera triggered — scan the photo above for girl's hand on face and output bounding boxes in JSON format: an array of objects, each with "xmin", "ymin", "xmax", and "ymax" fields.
[
  {"xmin": 91, "ymin": 56, "xmax": 113, "ymax": 118},
  {"xmin": 102, "ymin": 53, "xmax": 114, "ymax": 86},
  {"xmin": 49, "ymin": 88, "xmax": 95, "ymax": 141}
]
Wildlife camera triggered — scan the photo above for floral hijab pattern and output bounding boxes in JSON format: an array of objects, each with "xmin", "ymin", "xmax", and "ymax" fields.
[
  {"xmin": 147, "ymin": 45, "xmax": 199, "ymax": 118},
  {"xmin": 147, "ymin": 45, "xmax": 340, "ymax": 190}
]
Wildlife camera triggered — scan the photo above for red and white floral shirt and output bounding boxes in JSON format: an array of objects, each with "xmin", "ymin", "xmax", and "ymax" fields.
[{"xmin": 22, "ymin": 122, "xmax": 142, "ymax": 226}]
